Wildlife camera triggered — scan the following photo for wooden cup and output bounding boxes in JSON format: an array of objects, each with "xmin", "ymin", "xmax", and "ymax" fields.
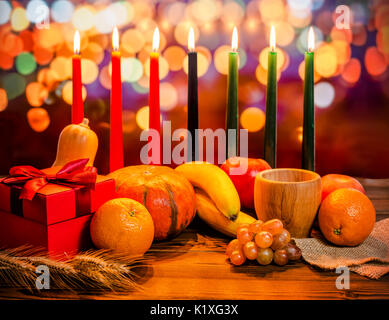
[{"xmin": 254, "ymin": 168, "xmax": 321, "ymax": 238}]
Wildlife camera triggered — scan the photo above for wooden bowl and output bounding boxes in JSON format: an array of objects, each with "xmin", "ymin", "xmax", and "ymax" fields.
[{"xmin": 254, "ymin": 168, "xmax": 321, "ymax": 238}]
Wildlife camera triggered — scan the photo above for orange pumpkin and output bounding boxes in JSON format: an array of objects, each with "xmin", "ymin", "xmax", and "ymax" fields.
[
  {"xmin": 108, "ymin": 165, "xmax": 196, "ymax": 240},
  {"xmin": 52, "ymin": 118, "xmax": 98, "ymax": 167}
]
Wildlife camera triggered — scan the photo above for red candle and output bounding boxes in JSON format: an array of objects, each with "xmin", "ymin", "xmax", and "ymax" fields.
[
  {"xmin": 109, "ymin": 26, "xmax": 124, "ymax": 172},
  {"xmin": 72, "ymin": 30, "xmax": 83, "ymax": 124},
  {"xmin": 148, "ymin": 27, "xmax": 161, "ymax": 164}
]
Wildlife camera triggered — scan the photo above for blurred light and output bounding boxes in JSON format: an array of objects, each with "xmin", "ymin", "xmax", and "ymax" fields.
[
  {"xmin": 72, "ymin": 6, "xmax": 96, "ymax": 31},
  {"xmin": 0, "ymin": 88, "xmax": 7, "ymax": 111},
  {"xmin": 52, "ymin": 0, "xmax": 74, "ymax": 23},
  {"xmin": 26, "ymin": 82, "xmax": 48, "ymax": 107},
  {"xmin": 352, "ymin": 23, "xmax": 367, "ymax": 46},
  {"xmin": 26, "ymin": 0, "xmax": 49, "ymax": 24},
  {"xmin": 83, "ymin": 42, "xmax": 104, "ymax": 64},
  {"xmin": 37, "ymin": 68, "xmax": 58, "ymax": 90},
  {"xmin": 288, "ymin": 9, "xmax": 312, "ymax": 29},
  {"xmin": 122, "ymin": 29, "xmax": 145, "ymax": 54},
  {"xmin": 121, "ymin": 58, "xmax": 143, "ymax": 83},
  {"xmin": 62, "ymin": 80, "xmax": 87, "ymax": 105},
  {"xmin": 259, "ymin": 0, "xmax": 285, "ymax": 23},
  {"xmin": 214, "ymin": 45, "xmax": 230, "ymax": 75},
  {"xmin": 273, "ymin": 21, "xmax": 295, "ymax": 47},
  {"xmin": 15, "ymin": 52, "xmax": 37, "ymax": 75},
  {"xmin": 81, "ymin": 59, "xmax": 99, "ymax": 84},
  {"xmin": 287, "ymin": 0, "xmax": 312, "ymax": 11},
  {"xmin": 33, "ymin": 46, "xmax": 53, "ymax": 65},
  {"xmin": 95, "ymin": 4, "xmax": 126, "ymax": 34},
  {"xmin": 221, "ymin": 1, "xmax": 245, "ymax": 26},
  {"xmin": 0, "ymin": 1, "xmax": 11, "ymax": 25},
  {"xmin": 332, "ymin": 40, "xmax": 351, "ymax": 66},
  {"xmin": 160, "ymin": 82, "xmax": 178, "ymax": 111},
  {"xmin": 163, "ymin": 46, "xmax": 186, "ymax": 71},
  {"xmin": 240, "ymin": 82, "xmax": 264, "ymax": 104},
  {"xmin": 50, "ymin": 56, "xmax": 72, "ymax": 81},
  {"xmin": 136, "ymin": 106, "xmax": 150, "ymax": 130},
  {"xmin": 315, "ymin": 44, "xmax": 337, "ymax": 77},
  {"xmin": 341, "ymin": 58, "xmax": 361, "ymax": 84},
  {"xmin": 0, "ymin": 52, "xmax": 13, "ymax": 70},
  {"xmin": 165, "ymin": 2, "xmax": 186, "ymax": 26},
  {"xmin": 296, "ymin": 126, "xmax": 303, "ymax": 142},
  {"xmin": 240, "ymin": 107, "xmax": 265, "ymax": 132},
  {"xmin": 1, "ymin": 73, "xmax": 26, "ymax": 99},
  {"xmin": 99, "ymin": 65, "xmax": 111, "ymax": 90},
  {"xmin": 11, "ymin": 8, "xmax": 30, "ymax": 32},
  {"xmin": 365, "ymin": 47, "xmax": 387, "ymax": 77},
  {"xmin": 27, "ymin": 107, "xmax": 50, "ymax": 132},
  {"xmin": 122, "ymin": 110, "xmax": 136, "ymax": 133},
  {"xmin": 330, "ymin": 26, "xmax": 352, "ymax": 43},
  {"xmin": 191, "ymin": 0, "xmax": 221, "ymax": 24},
  {"xmin": 314, "ymin": 82, "xmax": 335, "ymax": 108},
  {"xmin": 312, "ymin": 0, "xmax": 325, "ymax": 11}
]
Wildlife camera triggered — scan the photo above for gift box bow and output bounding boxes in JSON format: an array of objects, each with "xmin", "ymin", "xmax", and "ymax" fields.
[{"xmin": 2, "ymin": 159, "xmax": 97, "ymax": 201}]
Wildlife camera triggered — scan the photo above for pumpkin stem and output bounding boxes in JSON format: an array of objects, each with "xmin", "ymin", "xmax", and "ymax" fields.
[{"xmin": 81, "ymin": 118, "xmax": 89, "ymax": 127}]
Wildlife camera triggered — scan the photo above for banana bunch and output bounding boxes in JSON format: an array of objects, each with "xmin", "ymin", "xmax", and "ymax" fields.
[{"xmin": 175, "ymin": 162, "xmax": 255, "ymax": 237}]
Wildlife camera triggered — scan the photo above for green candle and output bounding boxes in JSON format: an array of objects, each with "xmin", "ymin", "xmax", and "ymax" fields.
[
  {"xmin": 226, "ymin": 27, "xmax": 239, "ymax": 158},
  {"xmin": 264, "ymin": 26, "xmax": 277, "ymax": 168},
  {"xmin": 302, "ymin": 27, "xmax": 315, "ymax": 171}
]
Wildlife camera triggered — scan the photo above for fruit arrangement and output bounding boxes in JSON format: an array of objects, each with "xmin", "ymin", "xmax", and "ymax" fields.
[{"xmin": 226, "ymin": 218, "xmax": 302, "ymax": 266}]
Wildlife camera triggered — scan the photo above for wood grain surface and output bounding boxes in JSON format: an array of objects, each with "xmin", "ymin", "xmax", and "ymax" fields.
[{"xmin": 0, "ymin": 178, "xmax": 388, "ymax": 300}]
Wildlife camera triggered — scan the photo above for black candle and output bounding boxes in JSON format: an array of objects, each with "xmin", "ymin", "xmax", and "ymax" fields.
[{"xmin": 187, "ymin": 28, "xmax": 198, "ymax": 162}]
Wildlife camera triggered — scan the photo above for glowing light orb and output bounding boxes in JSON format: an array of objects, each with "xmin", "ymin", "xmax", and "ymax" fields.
[
  {"xmin": 259, "ymin": 47, "xmax": 285, "ymax": 71},
  {"xmin": 26, "ymin": 0, "xmax": 49, "ymax": 24},
  {"xmin": 1, "ymin": 73, "xmax": 26, "ymax": 99},
  {"xmin": 160, "ymin": 82, "xmax": 178, "ymax": 111},
  {"xmin": 15, "ymin": 52, "xmax": 37, "ymax": 75},
  {"xmin": 50, "ymin": 56, "xmax": 72, "ymax": 81},
  {"xmin": 341, "ymin": 58, "xmax": 361, "ymax": 84},
  {"xmin": 27, "ymin": 107, "xmax": 50, "ymax": 132},
  {"xmin": 314, "ymin": 82, "xmax": 335, "ymax": 108},
  {"xmin": 52, "ymin": 0, "xmax": 74, "ymax": 23},
  {"xmin": 121, "ymin": 29, "xmax": 145, "ymax": 54},
  {"xmin": 315, "ymin": 44, "xmax": 338, "ymax": 78},
  {"xmin": 26, "ymin": 82, "xmax": 48, "ymax": 107},
  {"xmin": 240, "ymin": 107, "xmax": 266, "ymax": 132},
  {"xmin": 365, "ymin": 47, "xmax": 387, "ymax": 76},
  {"xmin": 0, "ymin": 1, "xmax": 12, "ymax": 25},
  {"xmin": 136, "ymin": 106, "xmax": 150, "ymax": 130},
  {"xmin": 0, "ymin": 88, "xmax": 8, "ymax": 111},
  {"xmin": 11, "ymin": 8, "xmax": 30, "ymax": 32},
  {"xmin": 81, "ymin": 59, "xmax": 99, "ymax": 84},
  {"xmin": 163, "ymin": 46, "xmax": 186, "ymax": 71},
  {"xmin": 259, "ymin": 0, "xmax": 285, "ymax": 23},
  {"xmin": 121, "ymin": 58, "xmax": 143, "ymax": 83},
  {"xmin": 72, "ymin": 6, "xmax": 96, "ymax": 31}
]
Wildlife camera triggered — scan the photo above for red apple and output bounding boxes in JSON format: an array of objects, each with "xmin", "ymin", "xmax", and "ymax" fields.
[
  {"xmin": 221, "ymin": 157, "xmax": 271, "ymax": 209},
  {"xmin": 321, "ymin": 174, "xmax": 366, "ymax": 202}
]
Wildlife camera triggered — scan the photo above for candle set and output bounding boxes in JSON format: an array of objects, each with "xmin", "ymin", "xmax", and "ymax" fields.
[{"xmin": 71, "ymin": 26, "xmax": 316, "ymax": 172}]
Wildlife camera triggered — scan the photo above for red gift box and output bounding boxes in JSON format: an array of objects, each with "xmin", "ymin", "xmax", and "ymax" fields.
[
  {"xmin": 0, "ymin": 210, "xmax": 93, "ymax": 258},
  {"xmin": 0, "ymin": 162, "xmax": 116, "ymax": 257},
  {"xmin": 0, "ymin": 170, "xmax": 115, "ymax": 225}
]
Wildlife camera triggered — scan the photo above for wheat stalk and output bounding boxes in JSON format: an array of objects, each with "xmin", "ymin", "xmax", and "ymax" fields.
[{"xmin": 0, "ymin": 246, "xmax": 147, "ymax": 292}]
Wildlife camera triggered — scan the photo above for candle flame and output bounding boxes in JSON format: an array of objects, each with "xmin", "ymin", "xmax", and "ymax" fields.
[
  {"xmin": 188, "ymin": 27, "xmax": 195, "ymax": 52},
  {"xmin": 112, "ymin": 26, "xmax": 119, "ymax": 52},
  {"xmin": 231, "ymin": 26, "xmax": 238, "ymax": 52},
  {"xmin": 152, "ymin": 27, "xmax": 160, "ymax": 52},
  {"xmin": 308, "ymin": 27, "xmax": 315, "ymax": 52},
  {"xmin": 74, "ymin": 30, "xmax": 80, "ymax": 55},
  {"xmin": 270, "ymin": 26, "xmax": 276, "ymax": 52}
]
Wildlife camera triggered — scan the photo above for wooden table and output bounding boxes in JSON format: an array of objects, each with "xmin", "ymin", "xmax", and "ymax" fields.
[{"xmin": 0, "ymin": 178, "xmax": 388, "ymax": 300}]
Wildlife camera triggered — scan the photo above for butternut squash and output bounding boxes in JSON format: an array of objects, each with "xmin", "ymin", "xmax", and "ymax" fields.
[{"xmin": 52, "ymin": 118, "xmax": 98, "ymax": 167}]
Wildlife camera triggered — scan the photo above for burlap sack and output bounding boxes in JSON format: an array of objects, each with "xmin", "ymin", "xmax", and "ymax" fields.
[{"xmin": 294, "ymin": 218, "xmax": 389, "ymax": 279}]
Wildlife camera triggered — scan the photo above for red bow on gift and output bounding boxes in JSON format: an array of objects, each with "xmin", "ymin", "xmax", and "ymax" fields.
[{"xmin": 2, "ymin": 159, "xmax": 97, "ymax": 200}]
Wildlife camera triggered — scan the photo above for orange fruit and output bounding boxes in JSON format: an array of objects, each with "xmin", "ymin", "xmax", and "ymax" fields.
[
  {"xmin": 90, "ymin": 198, "xmax": 154, "ymax": 256},
  {"xmin": 318, "ymin": 188, "xmax": 375, "ymax": 246},
  {"xmin": 321, "ymin": 174, "xmax": 365, "ymax": 202}
]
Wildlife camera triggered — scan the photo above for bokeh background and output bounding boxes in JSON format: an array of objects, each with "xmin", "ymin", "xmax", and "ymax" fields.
[{"xmin": 0, "ymin": 0, "xmax": 388, "ymax": 177}]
